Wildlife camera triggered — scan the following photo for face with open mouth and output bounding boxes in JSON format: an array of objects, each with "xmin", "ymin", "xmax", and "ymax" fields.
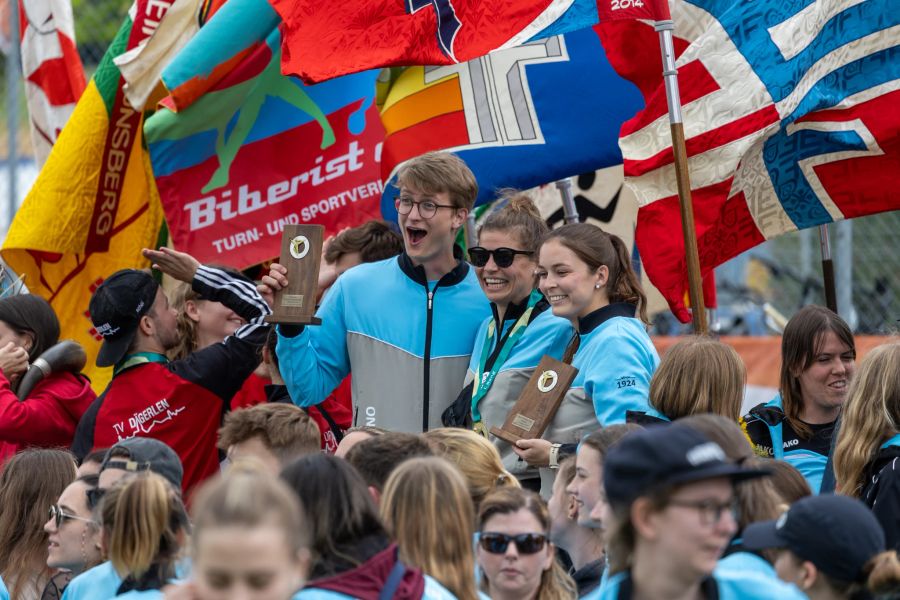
[
  {"xmin": 797, "ymin": 329, "xmax": 856, "ymax": 414},
  {"xmin": 474, "ymin": 230, "xmax": 537, "ymax": 310},
  {"xmin": 536, "ymin": 239, "xmax": 607, "ymax": 322},
  {"xmin": 397, "ymin": 188, "xmax": 464, "ymax": 268}
]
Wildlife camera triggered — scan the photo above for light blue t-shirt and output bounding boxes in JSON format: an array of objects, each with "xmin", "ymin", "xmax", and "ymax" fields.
[
  {"xmin": 61, "ymin": 562, "xmax": 121, "ymax": 600},
  {"xmin": 0, "ymin": 575, "xmax": 9, "ymax": 600},
  {"xmin": 294, "ymin": 575, "xmax": 457, "ymax": 599}
]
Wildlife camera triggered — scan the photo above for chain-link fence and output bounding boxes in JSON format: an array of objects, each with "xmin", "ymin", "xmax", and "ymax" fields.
[{"xmin": 1, "ymin": 0, "xmax": 898, "ymax": 333}]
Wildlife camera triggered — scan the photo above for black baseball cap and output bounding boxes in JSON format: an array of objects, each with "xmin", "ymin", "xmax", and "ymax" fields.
[
  {"xmin": 89, "ymin": 269, "xmax": 159, "ymax": 367},
  {"xmin": 604, "ymin": 424, "xmax": 769, "ymax": 508},
  {"xmin": 100, "ymin": 437, "xmax": 184, "ymax": 491},
  {"xmin": 743, "ymin": 494, "xmax": 885, "ymax": 582}
]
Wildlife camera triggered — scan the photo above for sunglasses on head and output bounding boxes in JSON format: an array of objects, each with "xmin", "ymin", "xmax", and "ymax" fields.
[
  {"xmin": 48, "ymin": 505, "xmax": 96, "ymax": 529},
  {"xmin": 468, "ymin": 247, "xmax": 532, "ymax": 269},
  {"xmin": 479, "ymin": 532, "xmax": 547, "ymax": 554}
]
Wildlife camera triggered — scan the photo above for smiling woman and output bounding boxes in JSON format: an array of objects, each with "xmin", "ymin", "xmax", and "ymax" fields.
[
  {"xmin": 740, "ymin": 306, "xmax": 857, "ymax": 493},
  {"xmin": 444, "ymin": 193, "xmax": 573, "ymax": 490}
]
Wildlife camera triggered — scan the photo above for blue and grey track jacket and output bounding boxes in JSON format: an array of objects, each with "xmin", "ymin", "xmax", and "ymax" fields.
[{"xmin": 277, "ymin": 252, "xmax": 489, "ymax": 432}]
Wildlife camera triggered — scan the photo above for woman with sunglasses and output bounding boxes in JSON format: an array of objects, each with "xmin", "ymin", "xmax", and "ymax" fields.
[
  {"xmin": 477, "ymin": 487, "xmax": 576, "ymax": 600},
  {"xmin": 514, "ymin": 224, "xmax": 658, "ymax": 489},
  {"xmin": 41, "ymin": 474, "xmax": 102, "ymax": 597},
  {"xmin": 0, "ymin": 449, "xmax": 76, "ymax": 600},
  {"xmin": 593, "ymin": 424, "xmax": 806, "ymax": 600},
  {"xmin": 445, "ymin": 193, "xmax": 572, "ymax": 490},
  {"xmin": 0, "ymin": 295, "xmax": 95, "ymax": 461}
]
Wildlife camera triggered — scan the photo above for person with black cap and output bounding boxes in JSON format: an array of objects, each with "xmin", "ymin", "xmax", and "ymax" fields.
[
  {"xmin": 72, "ymin": 246, "xmax": 271, "ymax": 499},
  {"xmin": 587, "ymin": 424, "xmax": 807, "ymax": 600},
  {"xmin": 742, "ymin": 494, "xmax": 900, "ymax": 600},
  {"xmin": 61, "ymin": 438, "xmax": 186, "ymax": 599}
]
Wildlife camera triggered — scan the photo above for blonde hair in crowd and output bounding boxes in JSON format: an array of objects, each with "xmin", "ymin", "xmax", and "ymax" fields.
[
  {"xmin": 424, "ymin": 428, "xmax": 519, "ymax": 509},
  {"xmin": 835, "ymin": 342, "xmax": 900, "ymax": 497},
  {"xmin": 0, "ymin": 450, "xmax": 76, "ymax": 599},
  {"xmin": 650, "ymin": 336, "xmax": 746, "ymax": 421},
  {"xmin": 381, "ymin": 457, "xmax": 478, "ymax": 600},
  {"xmin": 106, "ymin": 472, "xmax": 188, "ymax": 581},
  {"xmin": 477, "ymin": 487, "xmax": 577, "ymax": 600},
  {"xmin": 396, "ymin": 151, "xmax": 478, "ymax": 212},
  {"xmin": 191, "ymin": 470, "xmax": 309, "ymax": 557}
]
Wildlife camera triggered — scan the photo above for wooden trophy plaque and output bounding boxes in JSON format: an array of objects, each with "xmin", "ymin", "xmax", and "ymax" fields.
[
  {"xmin": 266, "ymin": 224, "xmax": 323, "ymax": 325},
  {"xmin": 490, "ymin": 355, "xmax": 579, "ymax": 444}
]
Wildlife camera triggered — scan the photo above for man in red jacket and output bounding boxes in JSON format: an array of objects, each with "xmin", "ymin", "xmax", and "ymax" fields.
[{"xmin": 72, "ymin": 247, "xmax": 271, "ymax": 498}]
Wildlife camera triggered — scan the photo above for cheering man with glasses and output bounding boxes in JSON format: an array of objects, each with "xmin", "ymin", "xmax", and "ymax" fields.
[{"xmin": 262, "ymin": 152, "xmax": 489, "ymax": 432}]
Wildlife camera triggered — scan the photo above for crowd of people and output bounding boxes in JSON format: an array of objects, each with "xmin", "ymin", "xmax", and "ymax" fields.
[{"xmin": 0, "ymin": 151, "xmax": 899, "ymax": 599}]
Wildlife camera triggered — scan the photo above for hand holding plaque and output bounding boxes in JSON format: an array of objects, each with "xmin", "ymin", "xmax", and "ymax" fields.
[
  {"xmin": 490, "ymin": 355, "xmax": 579, "ymax": 444},
  {"xmin": 266, "ymin": 224, "xmax": 324, "ymax": 325}
]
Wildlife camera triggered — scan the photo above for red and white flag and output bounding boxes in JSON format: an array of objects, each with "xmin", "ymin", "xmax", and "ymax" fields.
[{"xmin": 19, "ymin": 0, "xmax": 86, "ymax": 166}]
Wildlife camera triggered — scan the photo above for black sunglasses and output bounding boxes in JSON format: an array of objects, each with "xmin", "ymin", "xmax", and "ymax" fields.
[
  {"xmin": 468, "ymin": 247, "xmax": 533, "ymax": 268},
  {"xmin": 479, "ymin": 532, "xmax": 547, "ymax": 555}
]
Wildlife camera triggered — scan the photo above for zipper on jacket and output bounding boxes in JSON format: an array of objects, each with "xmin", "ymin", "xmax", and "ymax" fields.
[{"xmin": 423, "ymin": 289, "xmax": 434, "ymax": 431}]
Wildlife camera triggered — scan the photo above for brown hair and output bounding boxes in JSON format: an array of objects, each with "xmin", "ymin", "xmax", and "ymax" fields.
[
  {"xmin": 345, "ymin": 432, "xmax": 433, "ymax": 492},
  {"xmin": 323, "ymin": 220, "xmax": 403, "ymax": 264},
  {"xmin": 191, "ymin": 471, "xmax": 309, "ymax": 557},
  {"xmin": 766, "ymin": 459, "xmax": 812, "ymax": 505},
  {"xmin": 581, "ymin": 424, "xmax": 641, "ymax": 460},
  {"xmin": 396, "ymin": 151, "xmax": 478, "ymax": 211},
  {"xmin": 478, "ymin": 487, "xmax": 577, "ymax": 600},
  {"xmin": 835, "ymin": 342, "xmax": 900, "ymax": 498},
  {"xmin": 382, "ymin": 457, "xmax": 478, "ymax": 600},
  {"xmin": 218, "ymin": 403, "xmax": 321, "ymax": 466},
  {"xmin": 424, "ymin": 428, "xmax": 519, "ymax": 510},
  {"xmin": 0, "ymin": 449, "xmax": 76, "ymax": 599},
  {"xmin": 557, "ymin": 456, "xmax": 577, "ymax": 488},
  {"xmin": 785, "ymin": 548, "xmax": 900, "ymax": 598},
  {"xmin": 780, "ymin": 305, "xmax": 855, "ymax": 439},
  {"xmin": 542, "ymin": 223, "xmax": 648, "ymax": 323},
  {"xmin": 650, "ymin": 336, "xmax": 746, "ymax": 421},
  {"xmin": 679, "ymin": 414, "xmax": 780, "ymax": 531},
  {"xmin": 478, "ymin": 191, "xmax": 549, "ymax": 255},
  {"xmin": 106, "ymin": 472, "xmax": 188, "ymax": 583},
  {"xmin": 0, "ymin": 294, "xmax": 61, "ymax": 361}
]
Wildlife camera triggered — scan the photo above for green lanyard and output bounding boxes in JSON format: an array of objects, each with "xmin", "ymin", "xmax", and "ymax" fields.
[
  {"xmin": 472, "ymin": 289, "xmax": 542, "ymax": 426},
  {"xmin": 114, "ymin": 352, "xmax": 169, "ymax": 377}
]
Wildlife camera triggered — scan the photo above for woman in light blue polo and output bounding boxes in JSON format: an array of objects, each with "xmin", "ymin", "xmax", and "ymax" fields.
[
  {"xmin": 515, "ymin": 223, "xmax": 658, "ymax": 492},
  {"xmin": 445, "ymin": 193, "xmax": 572, "ymax": 490}
]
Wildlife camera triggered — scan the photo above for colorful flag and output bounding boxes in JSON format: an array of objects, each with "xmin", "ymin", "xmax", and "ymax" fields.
[
  {"xmin": 145, "ymin": 0, "xmax": 385, "ymax": 268},
  {"xmin": 269, "ymin": 0, "xmax": 669, "ymax": 84},
  {"xmin": 2, "ymin": 2, "xmax": 174, "ymax": 391},
  {"xmin": 18, "ymin": 0, "xmax": 86, "ymax": 166},
  {"xmin": 378, "ymin": 26, "xmax": 645, "ymax": 217},
  {"xmin": 607, "ymin": 0, "xmax": 900, "ymax": 322}
]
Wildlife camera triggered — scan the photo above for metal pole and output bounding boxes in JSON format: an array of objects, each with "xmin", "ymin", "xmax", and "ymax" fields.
[
  {"xmin": 555, "ymin": 178, "xmax": 579, "ymax": 224},
  {"xmin": 465, "ymin": 212, "xmax": 477, "ymax": 249},
  {"xmin": 655, "ymin": 21, "xmax": 707, "ymax": 334},
  {"xmin": 835, "ymin": 219, "xmax": 853, "ymax": 324},
  {"xmin": 818, "ymin": 224, "xmax": 838, "ymax": 313},
  {"xmin": 6, "ymin": 0, "xmax": 21, "ymax": 229}
]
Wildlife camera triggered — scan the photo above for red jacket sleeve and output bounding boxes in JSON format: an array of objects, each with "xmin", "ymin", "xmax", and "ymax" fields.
[{"xmin": 0, "ymin": 371, "xmax": 95, "ymax": 448}]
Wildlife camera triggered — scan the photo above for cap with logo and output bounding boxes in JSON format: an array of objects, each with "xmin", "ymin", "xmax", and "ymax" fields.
[
  {"xmin": 89, "ymin": 269, "xmax": 159, "ymax": 367},
  {"xmin": 100, "ymin": 437, "xmax": 184, "ymax": 491},
  {"xmin": 603, "ymin": 424, "xmax": 769, "ymax": 508},
  {"xmin": 743, "ymin": 494, "xmax": 885, "ymax": 583}
]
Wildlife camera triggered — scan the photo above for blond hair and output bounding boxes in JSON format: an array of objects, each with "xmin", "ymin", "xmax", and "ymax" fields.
[
  {"xmin": 191, "ymin": 471, "xmax": 309, "ymax": 557},
  {"xmin": 396, "ymin": 151, "xmax": 478, "ymax": 211},
  {"xmin": 424, "ymin": 428, "xmax": 519, "ymax": 509},
  {"xmin": 107, "ymin": 472, "xmax": 188, "ymax": 582},
  {"xmin": 835, "ymin": 342, "xmax": 900, "ymax": 497},
  {"xmin": 381, "ymin": 457, "xmax": 478, "ymax": 600},
  {"xmin": 650, "ymin": 336, "xmax": 746, "ymax": 421}
]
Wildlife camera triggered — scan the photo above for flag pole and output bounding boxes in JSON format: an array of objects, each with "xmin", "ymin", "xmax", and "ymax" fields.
[
  {"xmin": 555, "ymin": 178, "xmax": 580, "ymax": 224},
  {"xmin": 818, "ymin": 224, "xmax": 838, "ymax": 313},
  {"xmin": 654, "ymin": 20, "xmax": 707, "ymax": 334}
]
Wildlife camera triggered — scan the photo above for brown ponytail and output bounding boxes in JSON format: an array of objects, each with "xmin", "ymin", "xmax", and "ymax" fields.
[{"xmin": 542, "ymin": 223, "xmax": 648, "ymax": 324}]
